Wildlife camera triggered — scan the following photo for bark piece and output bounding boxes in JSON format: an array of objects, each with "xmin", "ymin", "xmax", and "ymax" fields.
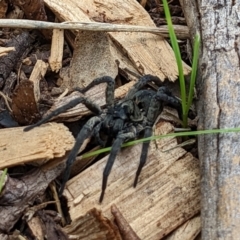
[
  {"xmin": 11, "ymin": 80, "xmax": 40, "ymax": 125},
  {"xmin": 63, "ymin": 208, "xmax": 121, "ymax": 240},
  {"xmin": 66, "ymin": 31, "xmax": 118, "ymax": 90},
  {"xmin": 0, "ymin": 162, "xmax": 66, "ymax": 232},
  {"xmin": 181, "ymin": 1, "xmax": 240, "ymax": 239},
  {"xmin": 12, "ymin": 0, "xmax": 47, "ymax": 21},
  {"xmin": 64, "ymin": 122, "xmax": 200, "ymax": 239},
  {"xmin": 0, "ymin": 0, "xmax": 7, "ymax": 18},
  {"xmin": 27, "ymin": 210, "xmax": 69, "ymax": 240},
  {"xmin": 0, "ymin": 31, "xmax": 32, "ymax": 89},
  {"xmin": 11, "ymin": 0, "xmax": 51, "ymax": 39},
  {"xmin": 0, "ymin": 72, "xmax": 17, "ymax": 111},
  {"xmin": 49, "ymin": 29, "xmax": 64, "ymax": 73},
  {"xmin": 0, "ymin": 122, "xmax": 74, "ymax": 169}
]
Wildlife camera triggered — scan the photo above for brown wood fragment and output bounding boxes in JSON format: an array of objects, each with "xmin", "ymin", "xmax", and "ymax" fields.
[
  {"xmin": 11, "ymin": 80, "xmax": 40, "ymax": 125},
  {"xmin": 11, "ymin": 0, "xmax": 51, "ymax": 39},
  {"xmin": 0, "ymin": 161, "xmax": 66, "ymax": 232},
  {"xmin": 65, "ymin": 122, "xmax": 200, "ymax": 239},
  {"xmin": 0, "ymin": 0, "xmax": 7, "ymax": 18},
  {"xmin": 111, "ymin": 204, "xmax": 140, "ymax": 240},
  {"xmin": 66, "ymin": 31, "xmax": 118, "ymax": 90},
  {"xmin": 63, "ymin": 208, "xmax": 121, "ymax": 240},
  {"xmin": 0, "ymin": 122, "xmax": 74, "ymax": 169},
  {"xmin": 29, "ymin": 60, "xmax": 49, "ymax": 102},
  {"xmin": 49, "ymin": 29, "xmax": 64, "ymax": 73},
  {"xmin": 11, "ymin": 0, "xmax": 47, "ymax": 21}
]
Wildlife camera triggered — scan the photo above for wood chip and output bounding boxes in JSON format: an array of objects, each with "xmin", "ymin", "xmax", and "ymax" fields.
[
  {"xmin": 0, "ymin": 122, "xmax": 74, "ymax": 169},
  {"xmin": 29, "ymin": 60, "xmax": 49, "ymax": 102},
  {"xmin": 49, "ymin": 29, "xmax": 64, "ymax": 72},
  {"xmin": 44, "ymin": 0, "xmax": 191, "ymax": 83},
  {"xmin": 63, "ymin": 208, "xmax": 122, "ymax": 240},
  {"xmin": 66, "ymin": 31, "xmax": 118, "ymax": 89},
  {"xmin": 12, "ymin": 80, "xmax": 40, "ymax": 125},
  {"xmin": 64, "ymin": 122, "xmax": 200, "ymax": 239}
]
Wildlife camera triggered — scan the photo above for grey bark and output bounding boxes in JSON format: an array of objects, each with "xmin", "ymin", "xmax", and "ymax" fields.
[{"xmin": 180, "ymin": 0, "xmax": 240, "ymax": 239}]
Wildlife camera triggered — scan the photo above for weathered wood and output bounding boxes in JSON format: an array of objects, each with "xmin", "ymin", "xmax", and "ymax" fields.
[
  {"xmin": 63, "ymin": 208, "xmax": 122, "ymax": 240},
  {"xmin": 44, "ymin": 0, "xmax": 191, "ymax": 82},
  {"xmin": 165, "ymin": 215, "xmax": 201, "ymax": 240},
  {"xmin": 181, "ymin": 0, "xmax": 240, "ymax": 238},
  {"xmin": 49, "ymin": 29, "xmax": 64, "ymax": 72},
  {"xmin": 0, "ymin": 162, "xmax": 66, "ymax": 232},
  {"xmin": 29, "ymin": 60, "xmax": 48, "ymax": 102},
  {"xmin": 64, "ymin": 122, "xmax": 200, "ymax": 239},
  {"xmin": 0, "ymin": 122, "xmax": 74, "ymax": 168}
]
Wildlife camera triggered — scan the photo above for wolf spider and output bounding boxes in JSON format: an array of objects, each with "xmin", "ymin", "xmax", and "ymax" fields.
[{"xmin": 24, "ymin": 74, "xmax": 194, "ymax": 202}]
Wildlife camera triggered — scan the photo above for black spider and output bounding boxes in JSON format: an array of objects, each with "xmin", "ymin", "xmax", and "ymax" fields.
[{"xmin": 24, "ymin": 75, "xmax": 195, "ymax": 202}]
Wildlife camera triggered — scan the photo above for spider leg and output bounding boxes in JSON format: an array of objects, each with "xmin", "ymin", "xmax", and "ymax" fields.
[
  {"xmin": 75, "ymin": 76, "xmax": 115, "ymax": 107},
  {"xmin": 93, "ymin": 122, "xmax": 106, "ymax": 147},
  {"xmin": 156, "ymin": 87, "xmax": 196, "ymax": 120},
  {"xmin": 134, "ymin": 93, "xmax": 163, "ymax": 187},
  {"xmin": 125, "ymin": 74, "xmax": 162, "ymax": 100},
  {"xmin": 24, "ymin": 97, "xmax": 102, "ymax": 131},
  {"xmin": 133, "ymin": 126, "xmax": 152, "ymax": 187},
  {"xmin": 99, "ymin": 130, "xmax": 136, "ymax": 203},
  {"xmin": 59, "ymin": 116, "xmax": 102, "ymax": 195}
]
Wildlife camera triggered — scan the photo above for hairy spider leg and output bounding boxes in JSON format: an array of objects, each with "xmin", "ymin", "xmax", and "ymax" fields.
[
  {"xmin": 134, "ymin": 127, "xmax": 152, "ymax": 187},
  {"xmin": 156, "ymin": 87, "xmax": 183, "ymax": 120},
  {"xmin": 134, "ymin": 86, "xmax": 194, "ymax": 187},
  {"xmin": 99, "ymin": 129, "xmax": 136, "ymax": 203},
  {"xmin": 134, "ymin": 93, "xmax": 164, "ymax": 187},
  {"xmin": 93, "ymin": 121, "xmax": 106, "ymax": 147},
  {"xmin": 156, "ymin": 87, "xmax": 196, "ymax": 120},
  {"xmin": 24, "ymin": 97, "xmax": 102, "ymax": 131},
  {"xmin": 59, "ymin": 116, "xmax": 102, "ymax": 195},
  {"xmin": 74, "ymin": 76, "xmax": 115, "ymax": 107},
  {"xmin": 125, "ymin": 74, "xmax": 162, "ymax": 100}
]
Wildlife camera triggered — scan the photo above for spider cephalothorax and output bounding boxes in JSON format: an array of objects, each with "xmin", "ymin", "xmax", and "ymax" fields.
[{"xmin": 24, "ymin": 75, "xmax": 194, "ymax": 202}]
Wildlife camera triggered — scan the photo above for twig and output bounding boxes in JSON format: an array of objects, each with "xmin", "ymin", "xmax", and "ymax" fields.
[
  {"xmin": 111, "ymin": 204, "xmax": 141, "ymax": 240},
  {"xmin": 0, "ymin": 19, "xmax": 189, "ymax": 39},
  {"xmin": 49, "ymin": 182, "xmax": 66, "ymax": 226}
]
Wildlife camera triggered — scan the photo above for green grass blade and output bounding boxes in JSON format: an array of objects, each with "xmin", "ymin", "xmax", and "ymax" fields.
[
  {"xmin": 162, "ymin": 0, "xmax": 187, "ymax": 126},
  {"xmin": 187, "ymin": 34, "xmax": 200, "ymax": 111},
  {"xmin": 82, "ymin": 128, "xmax": 240, "ymax": 159}
]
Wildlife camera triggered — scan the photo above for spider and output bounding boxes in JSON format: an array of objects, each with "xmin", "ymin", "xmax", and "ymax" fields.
[{"xmin": 24, "ymin": 74, "xmax": 195, "ymax": 202}]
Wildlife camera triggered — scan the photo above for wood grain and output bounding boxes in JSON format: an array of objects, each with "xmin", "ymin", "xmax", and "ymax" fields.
[
  {"xmin": 64, "ymin": 122, "xmax": 200, "ymax": 239},
  {"xmin": 0, "ymin": 123, "xmax": 74, "ymax": 168}
]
